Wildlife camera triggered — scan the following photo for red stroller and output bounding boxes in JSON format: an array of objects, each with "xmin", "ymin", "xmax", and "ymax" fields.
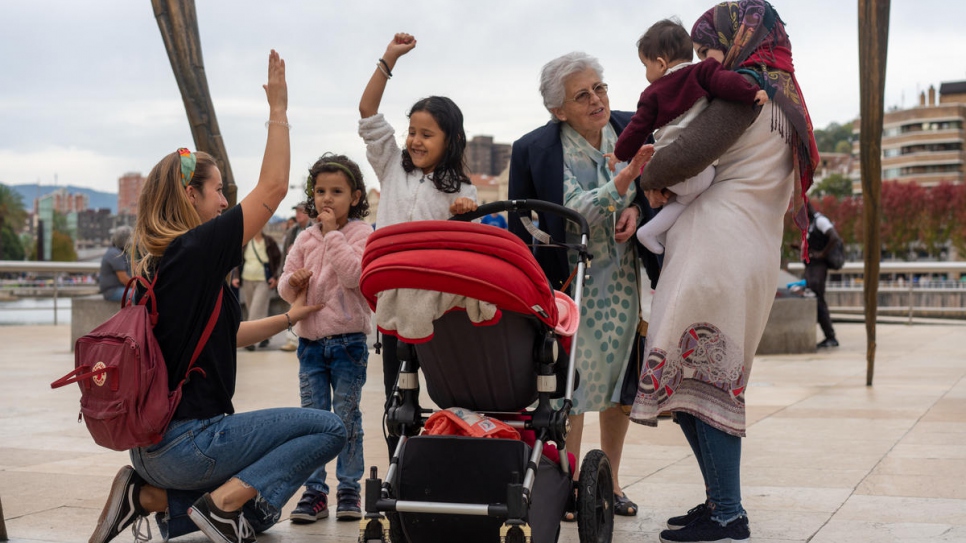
[{"xmin": 358, "ymin": 200, "xmax": 614, "ymax": 543}]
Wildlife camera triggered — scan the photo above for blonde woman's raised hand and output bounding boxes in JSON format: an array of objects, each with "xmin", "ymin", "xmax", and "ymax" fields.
[{"xmin": 263, "ymin": 49, "xmax": 288, "ymax": 114}]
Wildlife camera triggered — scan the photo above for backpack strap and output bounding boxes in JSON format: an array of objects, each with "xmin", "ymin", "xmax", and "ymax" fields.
[{"xmin": 176, "ymin": 288, "xmax": 224, "ymax": 388}]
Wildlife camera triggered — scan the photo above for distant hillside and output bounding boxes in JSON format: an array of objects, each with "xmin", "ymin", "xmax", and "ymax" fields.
[{"xmin": 4, "ymin": 183, "xmax": 116, "ymax": 214}]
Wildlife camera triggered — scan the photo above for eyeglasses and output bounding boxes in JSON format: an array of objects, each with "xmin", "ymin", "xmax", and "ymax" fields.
[{"xmin": 565, "ymin": 83, "xmax": 609, "ymax": 105}]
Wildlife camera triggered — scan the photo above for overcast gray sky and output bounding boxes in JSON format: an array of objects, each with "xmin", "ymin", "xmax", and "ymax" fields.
[{"xmin": 2, "ymin": 1, "xmax": 964, "ymax": 213}]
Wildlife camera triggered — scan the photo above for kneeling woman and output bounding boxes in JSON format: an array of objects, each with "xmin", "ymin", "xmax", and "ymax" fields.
[{"xmin": 89, "ymin": 50, "xmax": 347, "ymax": 543}]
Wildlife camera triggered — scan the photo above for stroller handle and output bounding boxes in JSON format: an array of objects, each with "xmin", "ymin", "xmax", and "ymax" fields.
[{"xmin": 451, "ymin": 199, "xmax": 590, "ymax": 239}]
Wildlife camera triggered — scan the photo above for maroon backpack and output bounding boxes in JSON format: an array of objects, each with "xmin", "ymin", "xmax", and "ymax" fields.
[{"xmin": 51, "ymin": 276, "xmax": 222, "ymax": 451}]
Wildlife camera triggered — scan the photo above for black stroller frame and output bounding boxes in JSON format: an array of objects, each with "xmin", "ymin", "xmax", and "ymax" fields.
[{"xmin": 360, "ymin": 200, "xmax": 615, "ymax": 543}]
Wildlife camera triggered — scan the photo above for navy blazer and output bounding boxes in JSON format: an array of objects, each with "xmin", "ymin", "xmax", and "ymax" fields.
[{"xmin": 508, "ymin": 110, "xmax": 661, "ymax": 293}]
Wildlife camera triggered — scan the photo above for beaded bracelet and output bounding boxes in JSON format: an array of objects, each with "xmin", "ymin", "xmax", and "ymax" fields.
[
  {"xmin": 377, "ymin": 62, "xmax": 391, "ymax": 80},
  {"xmin": 284, "ymin": 312, "xmax": 293, "ymax": 332},
  {"xmin": 265, "ymin": 120, "xmax": 291, "ymax": 129},
  {"xmin": 378, "ymin": 58, "xmax": 393, "ymax": 78}
]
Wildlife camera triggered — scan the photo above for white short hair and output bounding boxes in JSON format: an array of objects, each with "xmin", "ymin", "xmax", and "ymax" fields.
[{"xmin": 539, "ymin": 52, "xmax": 605, "ymax": 121}]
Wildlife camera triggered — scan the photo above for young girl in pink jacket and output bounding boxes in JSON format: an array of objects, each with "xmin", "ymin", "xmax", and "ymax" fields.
[{"xmin": 277, "ymin": 153, "xmax": 373, "ymax": 523}]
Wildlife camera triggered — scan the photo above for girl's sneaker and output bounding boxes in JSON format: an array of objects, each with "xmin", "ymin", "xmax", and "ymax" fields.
[
  {"xmin": 290, "ymin": 489, "xmax": 328, "ymax": 523},
  {"xmin": 660, "ymin": 511, "xmax": 749, "ymax": 543},
  {"xmin": 666, "ymin": 502, "xmax": 709, "ymax": 529},
  {"xmin": 335, "ymin": 489, "xmax": 362, "ymax": 520}
]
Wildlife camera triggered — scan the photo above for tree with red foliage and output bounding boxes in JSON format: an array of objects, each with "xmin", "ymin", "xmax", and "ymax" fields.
[{"xmin": 879, "ymin": 181, "xmax": 925, "ymax": 260}]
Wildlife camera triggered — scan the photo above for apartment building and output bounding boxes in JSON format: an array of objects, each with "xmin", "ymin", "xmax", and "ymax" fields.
[{"xmin": 851, "ymin": 81, "xmax": 966, "ymax": 190}]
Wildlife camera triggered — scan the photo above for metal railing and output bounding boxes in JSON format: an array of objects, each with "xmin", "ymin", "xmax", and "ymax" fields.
[
  {"xmin": 0, "ymin": 261, "xmax": 101, "ymax": 325},
  {"xmin": 786, "ymin": 261, "xmax": 966, "ymax": 323}
]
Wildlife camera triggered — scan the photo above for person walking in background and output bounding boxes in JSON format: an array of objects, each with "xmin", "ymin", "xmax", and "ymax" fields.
[
  {"xmin": 358, "ymin": 32, "xmax": 478, "ymax": 458},
  {"xmin": 629, "ymin": 2, "xmax": 819, "ymax": 540},
  {"xmin": 233, "ymin": 229, "xmax": 282, "ymax": 351},
  {"xmin": 805, "ymin": 201, "xmax": 842, "ymax": 348},
  {"xmin": 280, "ymin": 203, "xmax": 312, "ymax": 352},
  {"xmin": 98, "ymin": 226, "xmax": 133, "ymax": 302},
  {"xmin": 279, "ymin": 154, "xmax": 373, "ymax": 524}
]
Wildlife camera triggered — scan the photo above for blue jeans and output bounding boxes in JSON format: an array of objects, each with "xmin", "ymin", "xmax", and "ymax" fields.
[
  {"xmin": 130, "ymin": 408, "xmax": 346, "ymax": 539},
  {"xmin": 102, "ymin": 286, "xmax": 126, "ymax": 302},
  {"xmin": 676, "ymin": 412, "xmax": 746, "ymax": 524},
  {"xmin": 298, "ymin": 332, "xmax": 368, "ymax": 495}
]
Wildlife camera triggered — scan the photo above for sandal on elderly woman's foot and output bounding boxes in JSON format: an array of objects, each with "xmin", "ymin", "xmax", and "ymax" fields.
[{"xmin": 614, "ymin": 492, "xmax": 638, "ymax": 516}]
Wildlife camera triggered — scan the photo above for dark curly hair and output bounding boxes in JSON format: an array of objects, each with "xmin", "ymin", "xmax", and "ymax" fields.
[
  {"xmin": 401, "ymin": 96, "xmax": 471, "ymax": 194},
  {"xmin": 302, "ymin": 153, "xmax": 370, "ymax": 220}
]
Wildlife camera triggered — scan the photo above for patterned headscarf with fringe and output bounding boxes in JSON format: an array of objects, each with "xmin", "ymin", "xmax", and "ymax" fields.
[{"xmin": 691, "ymin": 0, "xmax": 819, "ymax": 253}]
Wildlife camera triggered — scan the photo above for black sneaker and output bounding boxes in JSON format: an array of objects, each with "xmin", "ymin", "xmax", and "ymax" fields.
[
  {"xmin": 187, "ymin": 492, "xmax": 256, "ymax": 543},
  {"xmin": 89, "ymin": 465, "xmax": 151, "ymax": 543},
  {"xmin": 666, "ymin": 502, "xmax": 709, "ymax": 530},
  {"xmin": 817, "ymin": 337, "xmax": 839, "ymax": 348},
  {"xmin": 659, "ymin": 512, "xmax": 749, "ymax": 542},
  {"xmin": 290, "ymin": 489, "xmax": 328, "ymax": 523},
  {"xmin": 259, "ymin": 339, "xmax": 270, "ymax": 348},
  {"xmin": 335, "ymin": 489, "xmax": 362, "ymax": 520}
]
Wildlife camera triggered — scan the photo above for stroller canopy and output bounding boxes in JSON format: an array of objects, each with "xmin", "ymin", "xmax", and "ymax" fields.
[{"xmin": 361, "ymin": 221, "xmax": 562, "ymax": 336}]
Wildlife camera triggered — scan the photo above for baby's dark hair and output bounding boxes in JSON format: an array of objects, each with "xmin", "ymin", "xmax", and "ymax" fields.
[
  {"xmin": 401, "ymin": 96, "xmax": 471, "ymax": 194},
  {"xmin": 637, "ymin": 18, "xmax": 693, "ymax": 64},
  {"xmin": 303, "ymin": 153, "xmax": 370, "ymax": 220}
]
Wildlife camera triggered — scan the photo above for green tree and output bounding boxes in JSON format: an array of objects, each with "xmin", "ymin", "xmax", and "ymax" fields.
[
  {"xmin": 813, "ymin": 122, "xmax": 854, "ymax": 153},
  {"xmin": 810, "ymin": 173, "xmax": 854, "ymax": 198},
  {"xmin": 0, "ymin": 184, "xmax": 28, "ymax": 260},
  {"xmin": 834, "ymin": 140, "xmax": 852, "ymax": 154},
  {"xmin": 51, "ymin": 230, "xmax": 77, "ymax": 261}
]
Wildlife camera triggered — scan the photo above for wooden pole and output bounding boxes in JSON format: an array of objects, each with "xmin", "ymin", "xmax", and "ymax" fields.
[
  {"xmin": 0, "ymin": 493, "xmax": 7, "ymax": 541},
  {"xmin": 858, "ymin": 0, "xmax": 890, "ymax": 386},
  {"xmin": 151, "ymin": 0, "xmax": 237, "ymax": 206}
]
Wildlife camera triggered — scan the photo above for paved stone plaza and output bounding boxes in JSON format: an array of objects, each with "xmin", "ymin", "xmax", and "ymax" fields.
[{"xmin": 2, "ymin": 321, "xmax": 965, "ymax": 542}]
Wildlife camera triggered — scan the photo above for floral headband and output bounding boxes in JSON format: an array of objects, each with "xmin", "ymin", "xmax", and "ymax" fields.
[{"xmin": 178, "ymin": 148, "xmax": 196, "ymax": 187}]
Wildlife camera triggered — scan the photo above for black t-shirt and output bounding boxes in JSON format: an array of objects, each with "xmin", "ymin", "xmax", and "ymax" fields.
[{"xmin": 149, "ymin": 205, "xmax": 244, "ymax": 420}]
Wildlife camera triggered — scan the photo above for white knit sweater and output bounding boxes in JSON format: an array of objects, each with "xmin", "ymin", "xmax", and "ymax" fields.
[{"xmin": 359, "ymin": 114, "xmax": 477, "ymax": 229}]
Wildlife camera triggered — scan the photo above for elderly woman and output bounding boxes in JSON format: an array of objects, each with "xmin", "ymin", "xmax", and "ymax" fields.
[
  {"xmin": 628, "ymin": 2, "xmax": 819, "ymax": 542},
  {"xmin": 508, "ymin": 52, "xmax": 662, "ymax": 520}
]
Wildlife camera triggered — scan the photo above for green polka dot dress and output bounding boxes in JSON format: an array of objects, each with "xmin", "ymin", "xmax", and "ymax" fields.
[{"xmin": 557, "ymin": 123, "xmax": 639, "ymax": 414}]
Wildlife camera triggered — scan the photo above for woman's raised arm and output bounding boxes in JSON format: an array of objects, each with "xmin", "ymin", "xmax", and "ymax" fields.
[{"xmin": 240, "ymin": 49, "xmax": 290, "ymax": 244}]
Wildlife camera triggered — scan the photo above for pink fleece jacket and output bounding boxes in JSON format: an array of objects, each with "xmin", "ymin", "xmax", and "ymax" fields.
[{"xmin": 278, "ymin": 219, "xmax": 372, "ymax": 340}]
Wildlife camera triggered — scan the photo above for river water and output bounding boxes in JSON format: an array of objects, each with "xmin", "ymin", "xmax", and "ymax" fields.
[{"xmin": 0, "ymin": 298, "xmax": 73, "ymax": 325}]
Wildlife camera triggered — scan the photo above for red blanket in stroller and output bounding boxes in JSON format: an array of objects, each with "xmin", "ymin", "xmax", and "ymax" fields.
[{"xmin": 361, "ymin": 221, "xmax": 576, "ymax": 345}]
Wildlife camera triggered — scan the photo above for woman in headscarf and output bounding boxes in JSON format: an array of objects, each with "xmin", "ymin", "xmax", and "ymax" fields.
[{"xmin": 628, "ymin": 2, "xmax": 818, "ymax": 542}]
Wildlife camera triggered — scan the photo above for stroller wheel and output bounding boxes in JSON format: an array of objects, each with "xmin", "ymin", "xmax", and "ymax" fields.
[
  {"xmin": 576, "ymin": 449, "xmax": 614, "ymax": 543},
  {"xmin": 386, "ymin": 511, "xmax": 407, "ymax": 543}
]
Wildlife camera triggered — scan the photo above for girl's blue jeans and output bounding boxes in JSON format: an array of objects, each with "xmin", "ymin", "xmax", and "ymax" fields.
[
  {"xmin": 130, "ymin": 407, "xmax": 346, "ymax": 539},
  {"xmin": 676, "ymin": 411, "xmax": 746, "ymax": 525},
  {"xmin": 297, "ymin": 332, "xmax": 368, "ymax": 496}
]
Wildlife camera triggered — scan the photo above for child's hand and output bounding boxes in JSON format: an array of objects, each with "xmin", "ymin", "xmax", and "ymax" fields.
[
  {"xmin": 288, "ymin": 268, "xmax": 312, "ymax": 290},
  {"xmin": 604, "ymin": 153, "xmax": 621, "ymax": 172},
  {"xmin": 385, "ymin": 33, "xmax": 417, "ymax": 62},
  {"xmin": 754, "ymin": 89, "xmax": 769, "ymax": 105},
  {"xmin": 317, "ymin": 208, "xmax": 338, "ymax": 234},
  {"xmin": 449, "ymin": 197, "xmax": 477, "ymax": 215}
]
